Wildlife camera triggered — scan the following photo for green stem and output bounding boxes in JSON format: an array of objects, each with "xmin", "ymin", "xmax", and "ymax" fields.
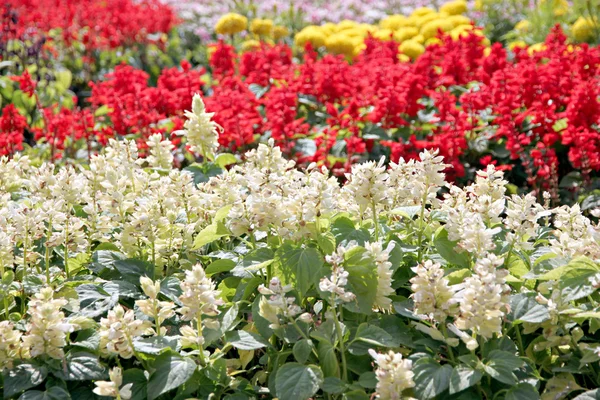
[
  {"xmin": 64, "ymin": 220, "xmax": 70, "ymax": 279},
  {"xmin": 371, "ymin": 200, "xmax": 379, "ymax": 241},
  {"xmin": 332, "ymin": 300, "xmax": 348, "ymax": 381},
  {"xmin": 514, "ymin": 325, "xmax": 525, "ymax": 356},
  {"xmin": 290, "ymin": 319, "xmax": 319, "ymax": 359},
  {"xmin": 416, "ymin": 185, "xmax": 429, "ymax": 264},
  {"xmin": 441, "ymin": 324, "xmax": 456, "ymax": 364},
  {"xmin": 196, "ymin": 313, "xmax": 206, "ymax": 366}
]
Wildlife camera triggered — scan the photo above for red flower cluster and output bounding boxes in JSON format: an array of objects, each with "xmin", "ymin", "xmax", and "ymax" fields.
[
  {"xmin": 202, "ymin": 29, "xmax": 600, "ymax": 190},
  {"xmin": 0, "ymin": 105, "xmax": 26, "ymax": 156},
  {"xmin": 3, "ymin": 0, "xmax": 177, "ymax": 49}
]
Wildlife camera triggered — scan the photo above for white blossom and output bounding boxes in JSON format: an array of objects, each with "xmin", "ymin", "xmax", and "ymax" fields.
[
  {"xmin": 93, "ymin": 367, "xmax": 133, "ymax": 400},
  {"xmin": 369, "ymin": 349, "xmax": 415, "ymax": 400},
  {"xmin": 175, "ymin": 93, "xmax": 222, "ymax": 160}
]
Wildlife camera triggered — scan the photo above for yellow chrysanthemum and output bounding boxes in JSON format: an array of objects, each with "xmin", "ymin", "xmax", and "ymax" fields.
[
  {"xmin": 411, "ymin": 7, "xmax": 435, "ymax": 17},
  {"xmin": 295, "ymin": 27, "xmax": 327, "ymax": 49},
  {"xmin": 380, "ymin": 15, "xmax": 410, "ymax": 30},
  {"xmin": 528, "ymin": 42, "xmax": 547, "ymax": 55},
  {"xmin": 374, "ymin": 29, "xmax": 395, "ymax": 41},
  {"xmin": 425, "ymin": 37, "xmax": 443, "ymax": 46},
  {"xmin": 399, "ymin": 39, "xmax": 425, "ymax": 59},
  {"xmin": 394, "ymin": 27, "xmax": 419, "ymax": 42},
  {"xmin": 273, "ymin": 26, "xmax": 289, "ymax": 41},
  {"xmin": 447, "ymin": 15, "xmax": 471, "ymax": 28},
  {"xmin": 215, "ymin": 13, "xmax": 248, "ymax": 36},
  {"xmin": 321, "ymin": 22, "xmax": 339, "ymax": 35},
  {"xmin": 572, "ymin": 17, "xmax": 597, "ymax": 42},
  {"xmin": 508, "ymin": 40, "xmax": 527, "ymax": 50},
  {"xmin": 345, "ymin": 28, "xmax": 367, "ymax": 38},
  {"xmin": 421, "ymin": 19, "xmax": 454, "ymax": 39},
  {"xmin": 337, "ymin": 20, "xmax": 358, "ymax": 31},
  {"xmin": 414, "ymin": 13, "xmax": 440, "ymax": 28},
  {"xmin": 354, "ymin": 42, "xmax": 367, "ymax": 57},
  {"xmin": 325, "ymin": 33, "xmax": 357, "ymax": 57},
  {"xmin": 514, "ymin": 20, "xmax": 531, "ymax": 32},
  {"xmin": 250, "ymin": 19, "xmax": 273, "ymax": 36},
  {"xmin": 398, "ymin": 54, "xmax": 411, "ymax": 62},
  {"xmin": 483, "ymin": 47, "xmax": 492, "ymax": 57},
  {"xmin": 413, "ymin": 34, "xmax": 425, "ymax": 44},
  {"xmin": 440, "ymin": 0, "xmax": 468, "ymax": 15},
  {"xmin": 241, "ymin": 39, "xmax": 261, "ymax": 51},
  {"xmin": 450, "ymin": 24, "xmax": 473, "ymax": 40}
]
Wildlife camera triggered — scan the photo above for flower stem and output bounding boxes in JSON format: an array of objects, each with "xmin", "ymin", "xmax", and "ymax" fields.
[{"xmin": 332, "ymin": 301, "xmax": 348, "ymax": 381}]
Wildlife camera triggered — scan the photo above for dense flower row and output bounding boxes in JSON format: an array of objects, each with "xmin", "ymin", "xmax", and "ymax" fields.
[
  {"xmin": 1, "ymin": 0, "xmax": 177, "ymax": 50},
  {"xmin": 1, "ymin": 99, "xmax": 600, "ymax": 397}
]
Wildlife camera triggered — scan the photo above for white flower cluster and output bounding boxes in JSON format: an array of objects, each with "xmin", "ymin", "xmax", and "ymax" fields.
[
  {"xmin": 136, "ymin": 276, "xmax": 176, "ymax": 335},
  {"xmin": 258, "ymin": 277, "xmax": 305, "ymax": 329},
  {"xmin": 175, "ymin": 93, "xmax": 222, "ymax": 160},
  {"xmin": 365, "ymin": 241, "xmax": 396, "ymax": 313},
  {"xmin": 93, "ymin": 367, "xmax": 133, "ymax": 400},
  {"xmin": 369, "ymin": 349, "xmax": 415, "ymax": 400},
  {"xmin": 410, "ymin": 260, "xmax": 458, "ymax": 322},
  {"xmin": 99, "ymin": 305, "xmax": 153, "ymax": 359}
]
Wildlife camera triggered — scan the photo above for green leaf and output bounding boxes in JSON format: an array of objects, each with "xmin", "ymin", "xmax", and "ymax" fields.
[
  {"xmin": 449, "ymin": 366, "xmax": 482, "ymax": 394},
  {"xmin": 113, "ymin": 259, "xmax": 155, "ymax": 283},
  {"xmin": 159, "ymin": 277, "xmax": 182, "ymax": 304},
  {"xmin": 573, "ymin": 389, "xmax": 600, "ymax": 400},
  {"xmin": 51, "ymin": 352, "xmax": 107, "ymax": 381},
  {"xmin": 293, "ymin": 339, "xmax": 315, "ymax": 364},
  {"xmin": 560, "ymin": 259, "xmax": 600, "ymax": 302},
  {"xmin": 348, "ymin": 323, "xmax": 398, "ymax": 355},
  {"xmin": 344, "ymin": 247, "xmax": 379, "ymax": 314},
  {"xmin": 318, "ymin": 342, "xmax": 340, "ymax": 378},
  {"xmin": 192, "ymin": 221, "xmax": 230, "ymax": 249},
  {"xmin": 316, "ymin": 231, "xmax": 336, "ymax": 255},
  {"xmin": 483, "ymin": 350, "xmax": 523, "ymax": 385},
  {"xmin": 552, "ymin": 118, "xmax": 568, "ymax": 132},
  {"xmin": 331, "ymin": 217, "xmax": 370, "ymax": 245},
  {"xmin": 538, "ymin": 256, "xmax": 597, "ymax": 281},
  {"xmin": 413, "ymin": 358, "xmax": 452, "ymax": 399},
  {"xmin": 54, "ymin": 70, "xmax": 72, "ymax": 90},
  {"xmin": 276, "ymin": 244, "xmax": 324, "ymax": 297},
  {"xmin": 122, "ymin": 369, "xmax": 148, "ymax": 400},
  {"xmin": 147, "ymin": 352, "xmax": 197, "ymax": 400},
  {"xmin": 508, "ymin": 293, "xmax": 550, "ymax": 324},
  {"xmin": 446, "ymin": 268, "xmax": 471, "ymax": 285},
  {"xmin": 134, "ymin": 336, "xmax": 178, "ymax": 355},
  {"xmin": 322, "ymin": 377, "xmax": 346, "ymax": 394},
  {"xmin": 18, "ymin": 387, "xmax": 70, "ymax": 400},
  {"xmin": 433, "ymin": 228, "xmax": 471, "ymax": 268},
  {"xmin": 183, "ymin": 163, "xmax": 223, "ymax": 185},
  {"xmin": 358, "ymin": 371, "xmax": 377, "ymax": 389},
  {"xmin": 274, "ymin": 363, "xmax": 324, "ymax": 400},
  {"xmin": 505, "ymin": 383, "xmax": 540, "ymax": 400},
  {"xmin": 214, "ymin": 153, "xmax": 237, "ymax": 168},
  {"xmin": 3, "ymin": 363, "xmax": 47, "ymax": 398},
  {"xmin": 74, "ymin": 284, "xmax": 117, "ymax": 318},
  {"xmin": 94, "ymin": 104, "xmax": 112, "ymax": 117},
  {"xmin": 205, "ymin": 259, "xmax": 236, "ymax": 275},
  {"xmin": 226, "ymin": 331, "xmax": 268, "ymax": 350}
]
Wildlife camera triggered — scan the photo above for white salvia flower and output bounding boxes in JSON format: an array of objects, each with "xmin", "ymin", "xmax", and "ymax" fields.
[
  {"xmin": 22, "ymin": 287, "xmax": 73, "ymax": 359},
  {"xmin": 550, "ymin": 204, "xmax": 600, "ymax": 258},
  {"xmin": 179, "ymin": 325, "xmax": 205, "ymax": 349},
  {"xmin": 319, "ymin": 266, "xmax": 356, "ymax": 303},
  {"xmin": 365, "ymin": 241, "xmax": 395, "ymax": 313},
  {"xmin": 410, "ymin": 260, "xmax": 458, "ymax": 322},
  {"xmin": 343, "ymin": 157, "xmax": 390, "ymax": 214},
  {"xmin": 258, "ymin": 277, "xmax": 302, "ymax": 329},
  {"xmin": 93, "ymin": 367, "xmax": 133, "ymax": 400},
  {"xmin": 178, "ymin": 264, "xmax": 224, "ymax": 322},
  {"xmin": 145, "ymin": 133, "xmax": 174, "ymax": 169},
  {"xmin": 0, "ymin": 321, "xmax": 22, "ymax": 369},
  {"xmin": 136, "ymin": 277, "xmax": 176, "ymax": 335},
  {"xmin": 504, "ymin": 193, "xmax": 550, "ymax": 250},
  {"xmin": 467, "ymin": 165, "xmax": 507, "ymax": 225},
  {"xmin": 0, "ymin": 230, "xmax": 14, "ymax": 270},
  {"xmin": 99, "ymin": 305, "xmax": 153, "ymax": 359},
  {"xmin": 175, "ymin": 93, "xmax": 222, "ymax": 160},
  {"xmin": 369, "ymin": 349, "xmax": 415, "ymax": 400},
  {"xmin": 447, "ymin": 323, "xmax": 479, "ymax": 350},
  {"xmin": 454, "ymin": 254, "xmax": 510, "ymax": 339}
]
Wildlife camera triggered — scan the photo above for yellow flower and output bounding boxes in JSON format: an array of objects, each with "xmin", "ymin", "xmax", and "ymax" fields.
[
  {"xmin": 250, "ymin": 19, "xmax": 274, "ymax": 36},
  {"xmin": 508, "ymin": 40, "xmax": 527, "ymax": 50},
  {"xmin": 295, "ymin": 27, "xmax": 327, "ymax": 49},
  {"xmin": 413, "ymin": 34, "xmax": 425, "ymax": 44},
  {"xmin": 440, "ymin": 0, "xmax": 468, "ymax": 15},
  {"xmin": 398, "ymin": 54, "xmax": 411, "ymax": 62},
  {"xmin": 572, "ymin": 17, "xmax": 597, "ymax": 42},
  {"xmin": 354, "ymin": 42, "xmax": 367, "ymax": 57},
  {"xmin": 421, "ymin": 19, "xmax": 454, "ymax": 39},
  {"xmin": 380, "ymin": 15, "xmax": 409, "ymax": 30},
  {"xmin": 241, "ymin": 39, "xmax": 261, "ymax": 51},
  {"xmin": 399, "ymin": 39, "xmax": 425, "ymax": 59},
  {"xmin": 514, "ymin": 20, "xmax": 531, "ymax": 32},
  {"xmin": 374, "ymin": 29, "xmax": 395, "ymax": 41},
  {"xmin": 425, "ymin": 37, "xmax": 443, "ymax": 46},
  {"xmin": 448, "ymin": 15, "xmax": 471, "ymax": 28},
  {"xmin": 527, "ymin": 42, "xmax": 547, "ymax": 55},
  {"xmin": 475, "ymin": 0, "xmax": 484, "ymax": 10},
  {"xmin": 215, "ymin": 13, "xmax": 248, "ymax": 36},
  {"xmin": 394, "ymin": 27, "xmax": 419, "ymax": 42},
  {"xmin": 411, "ymin": 7, "xmax": 436, "ymax": 17},
  {"xmin": 273, "ymin": 26, "xmax": 289, "ymax": 41},
  {"xmin": 450, "ymin": 24, "xmax": 473, "ymax": 40},
  {"xmin": 321, "ymin": 22, "xmax": 339, "ymax": 35},
  {"xmin": 337, "ymin": 20, "xmax": 358, "ymax": 31},
  {"xmin": 483, "ymin": 47, "xmax": 492, "ymax": 57},
  {"xmin": 345, "ymin": 28, "xmax": 368, "ymax": 38},
  {"xmin": 414, "ymin": 13, "xmax": 440, "ymax": 28},
  {"xmin": 325, "ymin": 33, "xmax": 357, "ymax": 57}
]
